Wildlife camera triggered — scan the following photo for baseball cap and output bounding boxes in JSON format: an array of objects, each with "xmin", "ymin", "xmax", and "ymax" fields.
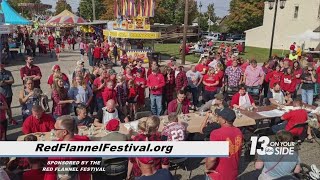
[
  {"xmin": 214, "ymin": 93, "xmax": 224, "ymax": 100},
  {"xmin": 77, "ymin": 60, "xmax": 84, "ymax": 66},
  {"xmin": 52, "ymin": 65, "xmax": 60, "ymax": 71},
  {"xmin": 136, "ymin": 157, "xmax": 155, "ymax": 165},
  {"xmin": 214, "ymin": 108, "xmax": 236, "ymax": 123},
  {"xmin": 105, "ymin": 119, "xmax": 120, "ymax": 131}
]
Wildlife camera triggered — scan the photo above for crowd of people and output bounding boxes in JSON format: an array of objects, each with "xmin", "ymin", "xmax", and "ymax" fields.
[{"xmin": 0, "ymin": 30, "xmax": 319, "ymax": 180}]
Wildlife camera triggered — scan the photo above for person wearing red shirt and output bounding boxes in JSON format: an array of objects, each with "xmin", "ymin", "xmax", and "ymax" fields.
[
  {"xmin": 93, "ymin": 69, "xmax": 109, "ymax": 110},
  {"xmin": 0, "ymin": 93, "xmax": 8, "ymax": 140},
  {"xmin": 93, "ymin": 43, "xmax": 102, "ymax": 66},
  {"xmin": 206, "ymin": 108, "xmax": 243, "ymax": 180},
  {"xmin": 20, "ymin": 56, "xmax": 42, "ymax": 89},
  {"xmin": 290, "ymin": 42, "xmax": 296, "ymax": 52},
  {"xmin": 317, "ymin": 66, "xmax": 320, "ymax": 84},
  {"xmin": 267, "ymin": 65, "xmax": 283, "ymax": 89},
  {"xmin": 147, "ymin": 66, "xmax": 165, "ymax": 116},
  {"xmin": 167, "ymin": 90, "xmax": 189, "ymax": 115},
  {"xmin": 231, "ymin": 84, "xmax": 256, "ymax": 110},
  {"xmin": 124, "ymin": 67, "xmax": 135, "ymax": 82},
  {"xmin": 47, "ymin": 65, "xmax": 69, "ymax": 89},
  {"xmin": 48, "ymin": 34, "xmax": 55, "ymax": 58},
  {"xmin": 22, "ymin": 105, "xmax": 55, "ymax": 134},
  {"xmin": 237, "ymin": 43, "xmax": 243, "ymax": 54},
  {"xmin": 202, "ymin": 68, "xmax": 219, "ymax": 102},
  {"xmin": 175, "ymin": 66, "xmax": 188, "ymax": 91},
  {"xmin": 120, "ymin": 50, "xmax": 129, "ymax": 70},
  {"xmin": 134, "ymin": 69, "xmax": 147, "ymax": 108},
  {"xmin": 132, "ymin": 59, "xmax": 146, "ymax": 77},
  {"xmin": 195, "ymin": 58, "xmax": 209, "ymax": 75},
  {"xmin": 280, "ymin": 68, "xmax": 297, "ymax": 94},
  {"xmin": 271, "ymin": 100, "xmax": 308, "ymax": 137},
  {"xmin": 127, "ymin": 80, "xmax": 138, "ymax": 117},
  {"xmin": 102, "ymin": 81, "xmax": 117, "ymax": 106},
  {"xmin": 23, "ymin": 158, "xmax": 45, "ymax": 180},
  {"xmin": 215, "ymin": 63, "xmax": 225, "ymax": 92},
  {"xmin": 161, "ymin": 113, "xmax": 186, "ymax": 141},
  {"xmin": 44, "ymin": 115, "xmax": 91, "ymax": 180},
  {"xmin": 240, "ymin": 59, "xmax": 250, "ymax": 72},
  {"xmin": 146, "ymin": 60, "xmax": 158, "ymax": 78}
]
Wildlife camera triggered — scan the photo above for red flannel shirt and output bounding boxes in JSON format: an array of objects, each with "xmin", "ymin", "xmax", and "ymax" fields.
[
  {"xmin": 147, "ymin": 73, "xmax": 165, "ymax": 95},
  {"xmin": 52, "ymin": 88, "xmax": 69, "ymax": 116},
  {"xmin": 20, "ymin": 65, "xmax": 42, "ymax": 88},
  {"xmin": 22, "ymin": 113, "xmax": 55, "ymax": 134},
  {"xmin": 283, "ymin": 109, "xmax": 308, "ymax": 136},
  {"xmin": 129, "ymin": 133, "xmax": 169, "ymax": 177},
  {"xmin": 230, "ymin": 92, "xmax": 254, "ymax": 107},
  {"xmin": 175, "ymin": 71, "xmax": 188, "ymax": 91},
  {"xmin": 167, "ymin": 99, "xmax": 189, "ymax": 114},
  {"xmin": 44, "ymin": 135, "xmax": 92, "ymax": 180},
  {"xmin": 102, "ymin": 87, "xmax": 117, "ymax": 106},
  {"xmin": 164, "ymin": 71, "xmax": 175, "ymax": 104}
]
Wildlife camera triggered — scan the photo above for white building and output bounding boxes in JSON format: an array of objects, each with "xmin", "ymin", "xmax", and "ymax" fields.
[{"xmin": 245, "ymin": 0, "xmax": 320, "ymax": 50}]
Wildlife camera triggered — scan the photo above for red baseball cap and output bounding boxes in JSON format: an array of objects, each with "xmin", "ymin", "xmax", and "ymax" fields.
[
  {"xmin": 105, "ymin": 119, "xmax": 120, "ymax": 131},
  {"xmin": 52, "ymin": 65, "xmax": 60, "ymax": 71},
  {"xmin": 136, "ymin": 157, "xmax": 155, "ymax": 165}
]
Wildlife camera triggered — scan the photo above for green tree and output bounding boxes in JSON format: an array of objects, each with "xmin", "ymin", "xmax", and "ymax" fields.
[
  {"xmin": 100, "ymin": 0, "xmax": 116, "ymax": 20},
  {"xmin": 78, "ymin": 0, "xmax": 105, "ymax": 21},
  {"xmin": 55, "ymin": 0, "xmax": 72, "ymax": 15},
  {"xmin": 8, "ymin": 0, "xmax": 41, "ymax": 18},
  {"xmin": 225, "ymin": 0, "xmax": 264, "ymax": 33},
  {"xmin": 205, "ymin": 3, "xmax": 218, "ymax": 24}
]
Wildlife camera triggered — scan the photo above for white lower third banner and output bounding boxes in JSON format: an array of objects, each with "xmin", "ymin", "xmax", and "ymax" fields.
[{"xmin": 0, "ymin": 141, "xmax": 229, "ymax": 157}]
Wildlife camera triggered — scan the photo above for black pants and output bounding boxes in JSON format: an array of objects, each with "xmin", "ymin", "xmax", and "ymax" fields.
[{"xmin": 203, "ymin": 90, "xmax": 216, "ymax": 102}]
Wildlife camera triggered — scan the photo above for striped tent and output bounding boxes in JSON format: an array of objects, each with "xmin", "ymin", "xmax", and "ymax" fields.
[{"xmin": 45, "ymin": 10, "xmax": 86, "ymax": 26}]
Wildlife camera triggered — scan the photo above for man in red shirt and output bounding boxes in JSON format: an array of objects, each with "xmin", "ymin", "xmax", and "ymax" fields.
[
  {"xmin": 93, "ymin": 43, "xmax": 102, "ymax": 66},
  {"xmin": 161, "ymin": 113, "xmax": 186, "ymax": 141},
  {"xmin": 271, "ymin": 100, "xmax": 308, "ymax": 136},
  {"xmin": 195, "ymin": 58, "xmax": 209, "ymax": 75},
  {"xmin": 102, "ymin": 81, "xmax": 117, "ymax": 106},
  {"xmin": 22, "ymin": 105, "xmax": 55, "ymax": 134},
  {"xmin": 20, "ymin": 56, "xmax": 42, "ymax": 89},
  {"xmin": 147, "ymin": 66, "xmax": 165, "ymax": 116},
  {"xmin": 206, "ymin": 108, "xmax": 243, "ymax": 180},
  {"xmin": 93, "ymin": 68, "xmax": 109, "ymax": 110},
  {"xmin": 167, "ymin": 90, "xmax": 189, "ymax": 115},
  {"xmin": 44, "ymin": 115, "xmax": 91, "ymax": 180}
]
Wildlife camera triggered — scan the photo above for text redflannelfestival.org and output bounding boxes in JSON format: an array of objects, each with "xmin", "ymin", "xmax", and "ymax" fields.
[{"xmin": 35, "ymin": 143, "xmax": 173, "ymax": 154}]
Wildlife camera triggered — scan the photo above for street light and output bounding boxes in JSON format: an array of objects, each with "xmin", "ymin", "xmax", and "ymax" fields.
[
  {"xmin": 268, "ymin": 0, "xmax": 286, "ymax": 59},
  {"xmin": 198, "ymin": 1, "xmax": 202, "ymax": 35}
]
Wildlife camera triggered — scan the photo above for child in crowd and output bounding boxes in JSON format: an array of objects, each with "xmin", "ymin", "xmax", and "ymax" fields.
[
  {"xmin": 134, "ymin": 69, "xmax": 147, "ymax": 109},
  {"xmin": 127, "ymin": 80, "xmax": 138, "ymax": 118},
  {"xmin": 115, "ymin": 75, "xmax": 128, "ymax": 117}
]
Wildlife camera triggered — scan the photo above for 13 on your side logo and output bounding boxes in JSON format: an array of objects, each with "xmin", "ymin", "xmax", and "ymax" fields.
[{"xmin": 250, "ymin": 136, "xmax": 295, "ymax": 156}]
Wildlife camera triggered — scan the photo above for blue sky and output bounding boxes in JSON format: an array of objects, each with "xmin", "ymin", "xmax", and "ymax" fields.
[{"xmin": 42, "ymin": 0, "xmax": 231, "ymax": 17}]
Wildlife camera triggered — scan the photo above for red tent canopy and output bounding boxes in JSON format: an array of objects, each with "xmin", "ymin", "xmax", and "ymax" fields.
[{"xmin": 46, "ymin": 10, "xmax": 86, "ymax": 26}]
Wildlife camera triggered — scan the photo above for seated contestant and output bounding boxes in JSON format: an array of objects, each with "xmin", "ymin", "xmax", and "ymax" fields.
[
  {"xmin": 271, "ymin": 100, "xmax": 308, "ymax": 137},
  {"xmin": 44, "ymin": 115, "xmax": 91, "ymax": 180},
  {"xmin": 74, "ymin": 105, "xmax": 93, "ymax": 127},
  {"xmin": 230, "ymin": 84, "xmax": 257, "ymax": 110},
  {"xmin": 161, "ymin": 113, "xmax": 186, "ymax": 141},
  {"xmin": 205, "ymin": 108, "xmax": 243, "ymax": 180},
  {"xmin": 94, "ymin": 99, "xmax": 121, "ymax": 127},
  {"xmin": 267, "ymin": 83, "xmax": 292, "ymax": 106},
  {"xmin": 199, "ymin": 93, "xmax": 227, "ymax": 112},
  {"xmin": 167, "ymin": 90, "xmax": 189, "ymax": 115},
  {"xmin": 22, "ymin": 105, "xmax": 55, "ymax": 134}
]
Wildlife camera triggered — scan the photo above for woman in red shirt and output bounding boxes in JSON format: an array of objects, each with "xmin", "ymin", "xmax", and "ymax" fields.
[
  {"xmin": 124, "ymin": 67, "xmax": 134, "ymax": 82},
  {"xmin": 215, "ymin": 63, "xmax": 225, "ymax": 93},
  {"xmin": 52, "ymin": 78, "xmax": 74, "ymax": 120},
  {"xmin": 280, "ymin": 68, "xmax": 297, "ymax": 94},
  {"xmin": 268, "ymin": 65, "xmax": 283, "ymax": 89},
  {"xmin": 202, "ymin": 68, "xmax": 219, "ymax": 102}
]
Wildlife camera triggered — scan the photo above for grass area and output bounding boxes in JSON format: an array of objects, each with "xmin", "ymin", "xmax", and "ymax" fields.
[
  {"xmin": 154, "ymin": 43, "xmax": 290, "ymax": 63},
  {"xmin": 239, "ymin": 46, "xmax": 289, "ymax": 63}
]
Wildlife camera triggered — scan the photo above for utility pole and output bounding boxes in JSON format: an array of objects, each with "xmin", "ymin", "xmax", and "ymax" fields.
[
  {"xmin": 181, "ymin": 0, "xmax": 189, "ymax": 65},
  {"xmin": 92, "ymin": 0, "xmax": 96, "ymax": 21}
]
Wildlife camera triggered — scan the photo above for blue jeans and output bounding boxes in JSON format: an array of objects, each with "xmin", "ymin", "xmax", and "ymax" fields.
[
  {"xmin": 190, "ymin": 87, "xmax": 199, "ymax": 106},
  {"xmin": 301, "ymin": 89, "xmax": 314, "ymax": 105},
  {"xmin": 150, "ymin": 94, "xmax": 162, "ymax": 116},
  {"xmin": 271, "ymin": 121, "xmax": 287, "ymax": 134},
  {"xmin": 246, "ymin": 86, "xmax": 260, "ymax": 96}
]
